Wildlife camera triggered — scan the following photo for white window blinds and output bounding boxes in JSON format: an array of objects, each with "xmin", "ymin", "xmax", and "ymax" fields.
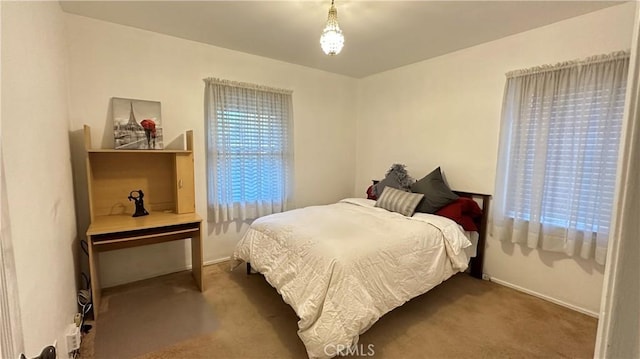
[
  {"xmin": 493, "ymin": 52, "xmax": 629, "ymax": 264},
  {"xmin": 205, "ymin": 78, "xmax": 294, "ymax": 223}
]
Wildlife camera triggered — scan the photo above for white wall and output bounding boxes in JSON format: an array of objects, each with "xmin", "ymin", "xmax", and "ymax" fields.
[
  {"xmin": 355, "ymin": 3, "xmax": 636, "ymax": 314},
  {"xmin": 1, "ymin": 1, "xmax": 78, "ymax": 356},
  {"xmin": 65, "ymin": 14, "xmax": 357, "ymax": 288}
]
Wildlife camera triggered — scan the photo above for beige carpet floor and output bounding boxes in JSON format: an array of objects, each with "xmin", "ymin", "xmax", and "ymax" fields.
[{"xmin": 79, "ymin": 262, "xmax": 597, "ymax": 359}]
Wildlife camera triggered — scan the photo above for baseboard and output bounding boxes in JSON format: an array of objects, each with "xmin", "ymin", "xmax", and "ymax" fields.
[
  {"xmin": 103, "ymin": 257, "xmax": 233, "ymax": 288},
  {"xmin": 203, "ymin": 256, "xmax": 232, "ymax": 266},
  {"xmin": 170, "ymin": 256, "xmax": 232, "ymax": 272},
  {"xmin": 488, "ymin": 276, "xmax": 599, "ymax": 318}
]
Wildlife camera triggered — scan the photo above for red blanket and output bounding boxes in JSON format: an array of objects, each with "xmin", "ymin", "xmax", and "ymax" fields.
[{"xmin": 435, "ymin": 197, "xmax": 483, "ymax": 231}]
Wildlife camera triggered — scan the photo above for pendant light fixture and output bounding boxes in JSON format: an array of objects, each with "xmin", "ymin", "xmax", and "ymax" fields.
[{"xmin": 320, "ymin": 0, "xmax": 344, "ymax": 56}]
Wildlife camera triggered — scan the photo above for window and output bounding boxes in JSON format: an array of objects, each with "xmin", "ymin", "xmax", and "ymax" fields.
[
  {"xmin": 493, "ymin": 52, "xmax": 629, "ymax": 264},
  {"xmin": 506, "ymin": 85, "xmax": 626, "ymax": 232},
  {"xmin": 205, "ymin": 78, "xmax": 293, "ymax": 223}
]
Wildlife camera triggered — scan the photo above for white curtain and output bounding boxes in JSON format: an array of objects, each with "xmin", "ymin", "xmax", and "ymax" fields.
[
  {"xmin": 0, "ymin": 143, "xmax": 24, "ymax": 359},
  {"xmin": 493, "ymin": 51, "xmax": 630, "ymax": 265},
  {"xmin": 204, "ymin": 78, "xmax": 294, "ymax": 223}
]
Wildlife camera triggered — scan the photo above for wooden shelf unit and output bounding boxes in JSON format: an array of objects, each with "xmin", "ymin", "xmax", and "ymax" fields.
[
  {"xmin": 84, "ymin": 125, "xmax": 196, "ymax": 219},
  {"xmin": 83, "ymin": 125, "xmax": 203, "ymax": 319}
]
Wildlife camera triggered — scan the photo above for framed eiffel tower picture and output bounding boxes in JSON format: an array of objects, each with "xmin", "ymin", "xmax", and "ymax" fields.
[{"xmin": 112, "ymin": 97, "xmax": 164, "ymax": 150}]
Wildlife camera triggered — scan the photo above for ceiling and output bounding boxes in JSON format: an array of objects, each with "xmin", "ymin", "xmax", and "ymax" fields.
[{"xmin": 59, "ymin": 1, "xmax": 622, "ymax": 78}]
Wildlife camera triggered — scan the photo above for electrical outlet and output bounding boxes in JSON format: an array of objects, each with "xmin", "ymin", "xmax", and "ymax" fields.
[{"xmin": 65, "ymin": 324, "xmax": 80, "ymax": 354}]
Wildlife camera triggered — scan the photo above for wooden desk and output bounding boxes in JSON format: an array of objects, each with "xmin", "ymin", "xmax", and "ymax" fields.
[{"xmin": 86, "ymin": 212, "xmax": 203, "ymax": 318}]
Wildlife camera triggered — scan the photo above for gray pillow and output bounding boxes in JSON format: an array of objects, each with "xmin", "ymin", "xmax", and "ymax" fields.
[
  {"xmin": 373, "ymin": 164, "xmax": 414, "ymax": 196},
  {"xmin": 372, "ymin": 175, "xmax": 402, "ymax": 197},
  {"xmin": 375, "ymin": 187, "xmax": 424, "ymax": 217},
  {"xmin": 411, "ymin": 167, "xmax": 458, "ymax": 214}
]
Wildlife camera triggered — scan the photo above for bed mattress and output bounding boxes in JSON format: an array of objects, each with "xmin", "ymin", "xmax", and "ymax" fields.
[{"xmin": 233, "ymin": 198, "xmax": 472, "ymax": 358}]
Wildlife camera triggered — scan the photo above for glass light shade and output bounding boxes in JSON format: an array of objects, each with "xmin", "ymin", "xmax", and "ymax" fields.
[
  {"xmin": 320, "ymin": 2, "xmax": 344, "ymax": 56},
  {"xmin": 320, "ymin": 27, "xmax": 344, "ymax": 55}
]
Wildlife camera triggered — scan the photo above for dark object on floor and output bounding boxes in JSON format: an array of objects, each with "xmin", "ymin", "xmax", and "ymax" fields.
[
  {"xmin": 19, "ymin": 345, "xmax": 56, "ymax": 359},
  {"xmin": 82, "ymin": 324, "xmax": 93, "ymax": 334}
]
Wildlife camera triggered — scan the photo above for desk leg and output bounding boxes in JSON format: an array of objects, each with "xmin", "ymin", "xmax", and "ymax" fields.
[
  {"xmin": 87, "ymin": 236, "xmax": 101, "ymax": 319},
  {"xmin": 191, "ymin": 222, "xmax": 204, "ymax": 291}
]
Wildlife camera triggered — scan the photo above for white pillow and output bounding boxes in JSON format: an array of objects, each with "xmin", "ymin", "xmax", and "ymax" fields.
[{"xmin": 374, "ymin": 187, "xmax": 424, "ymax": 217}]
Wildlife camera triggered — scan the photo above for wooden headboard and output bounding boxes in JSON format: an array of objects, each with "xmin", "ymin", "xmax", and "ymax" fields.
[{"xmin": 452, "ymin": 191, "xmax": 491, "ymax": 279}]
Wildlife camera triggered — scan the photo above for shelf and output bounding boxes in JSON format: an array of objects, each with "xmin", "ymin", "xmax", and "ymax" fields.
[
  {"xmin": 92, "ymin": 227, "xmax": 199, "ymax": 245},
  {"xmin": 84, "ymin": 125, "xmax": 196, "ymax": 217},
  {"xmin": 87, "ymin": 212, "xmax": 202, "ymax": 236},
  {"xmin": 88, "ymin": 149, "xmax": 191, "ymax": 154}
]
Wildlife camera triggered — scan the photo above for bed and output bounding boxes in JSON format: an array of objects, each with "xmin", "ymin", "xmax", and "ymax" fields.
[{"xmin": 233, "ymin": 191, "xmax": 490, "ymax": 358}]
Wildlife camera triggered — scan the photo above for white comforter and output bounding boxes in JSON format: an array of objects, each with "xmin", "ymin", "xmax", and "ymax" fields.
[{"xmin": 233, "ymin": 198, "xmax": 472, "ymax": 358}]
